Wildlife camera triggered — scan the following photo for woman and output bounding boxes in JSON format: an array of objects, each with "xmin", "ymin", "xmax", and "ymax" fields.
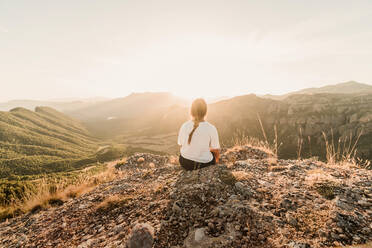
[{"xmin": 177, "ymin": 98, "xmax": 220, "ymax": 171}]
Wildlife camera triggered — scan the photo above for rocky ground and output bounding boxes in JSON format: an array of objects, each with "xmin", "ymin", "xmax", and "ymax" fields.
[{"xmin": 0, "ymin": 145, "xmax": 371, "ymax": 248}]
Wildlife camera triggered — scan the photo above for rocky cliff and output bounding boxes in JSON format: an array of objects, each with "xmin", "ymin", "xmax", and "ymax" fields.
[
  {"xmin": 279, "ymin": 93, "xmax": 372, "ymax": 159},
  {"xmin": 124, "ymin": 93, "xmax": 372, "ymax": 161},
  {"xmin": 0, "ymin": 147, "xmax": 371, "ymax": 248},
  {"xmin": 207, "ymin": 93, "xmax": 372, "ymax": 160}
]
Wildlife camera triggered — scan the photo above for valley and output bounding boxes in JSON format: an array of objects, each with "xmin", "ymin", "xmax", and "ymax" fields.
[{"xmin": 1, "ymin": 81, "xmax": 372, "ymax": 218}]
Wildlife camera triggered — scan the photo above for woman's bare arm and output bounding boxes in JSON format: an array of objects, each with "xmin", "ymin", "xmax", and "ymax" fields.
[{"xmin": 210, "ymin": 148, "xmax": 220, "ymax": 163}]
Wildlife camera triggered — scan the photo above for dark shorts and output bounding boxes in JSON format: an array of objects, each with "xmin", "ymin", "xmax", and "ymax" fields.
[{"xmin": 179, "ymin": 153, "xmax": 216, "ymax": 171}]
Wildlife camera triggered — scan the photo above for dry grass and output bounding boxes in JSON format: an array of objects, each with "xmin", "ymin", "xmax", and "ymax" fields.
[
  {"xmin": 95, "ymin": 194, "xmax": 125, "ymax": 211},
  {"xmin": 95, "ymin": 193, "xmax": 135, "ymax": 212},
  {"xmin": 297, "ymin": 127, "xmax": 303, "ymax": 160},
  {"xmin": 266, "ymin": 157, "xmax": 278, "ymax": 165},
  {"xmin": 322, "ymin": 129, "xmax": 363, "ymax": 166},
  {"xmin": 322, "ymin": 129, "xmax": 371, "ymax": 169},
  {"xmin": 231, "ymin": 115, "xmax": 280, "ymax": 158},
  {"xmin": 305, "ymin": 168, "xmax": 339, "ymax": 184},
  {"xmin": 232, "ymin": 135, "xmax": 276, "ymax": 157},
  {"xmin": 0, "ymin": 164, "xmax": 122, "ymax": 221},
  {"xmin": 152, "ymin": 182, "xmax": 165, "ymax": 194},
  {"xmin": 232, "ymin": 171, "xmax": 253, "ymax": 181}
]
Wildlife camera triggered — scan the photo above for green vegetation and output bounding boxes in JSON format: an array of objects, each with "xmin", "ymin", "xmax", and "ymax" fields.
[
  {"xmin": 0, "ymin": 162, "xmax": 109, "ymax": 221},
  {"xmin": 0, "ymin": 107, "xmax": 99, "ymax": 178},
  {"xmin": 315, "ymin": 181, "xmax": 341, "ymax": 200},
  {"xmin": 0, "ymin": 106, "xmax": 170, "ymax": 210},
  {"xmin": 0, "ymin": 107, "xmax": 102, "ymax": 208}
]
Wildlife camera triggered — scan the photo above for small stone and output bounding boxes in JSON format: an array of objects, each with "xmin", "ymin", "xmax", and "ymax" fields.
[
  {"xmin": 331, "ymin": 232, "xmax": 339, "ymax": 239},
  {"xmin": 258, "ymin": 234, "xmax": 265, "ymax": 241},
  {"xmin": 358, "ymin": 199, "xmax": 372, "ymax": 207},
  {"xmin": 353, "ymin": 235, "xmax": 361, "ymax": 243},
  {"xmin": 172, "ymin": 201, "xmax": 181, "ymax": 213},
  {"xmin": 113, "ymin": 224, "xmax": 124, "ymax": 234},
  {"xmin": 127, "ymin": 223, "xmax": 154, "ymax": 248},
  {"xmin": 286, "ymin": 212, "xmax": 298, "ymax": 227},
  {"xmin": 194, "ymin": 228, "xmax": 206, "ymax": 242},
  {"xmin": 336, "ymin": 198, "xmax": 353, "ymax": 211},
  {"xmin": 288, "ymin": 241, "xmax": 310, "ymax": 248},
  {"xmin": 137, "ymin": 157, "xmax": 145, "ymax": 164},
  {"xmin": 98, "ymin": 226, "xmax": 105, "ymax": 233},
  {"xmin": 208, "ymin": 222, "xmax": 214, "ymax": 230}
]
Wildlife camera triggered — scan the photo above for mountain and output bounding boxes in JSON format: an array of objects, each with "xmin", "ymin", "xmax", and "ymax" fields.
[
  {"xmin": 263, "ymin": 81, "xmax": 372, "ymax": 100},
  {"xmin": 0, "ymin": 98, "xmax": 109, "ymax": 112},
  {"xmin": 93, "ymin": 92, "xmax": 372, "ymax": 161},
  {"xmin": 47, "ymin": 97, "xmax": 110, "ymax": 102},
  {"xmin": 65, "ymin": 92, "xmax": 189, "ymax": 138},
  {"xmin": 67, "ymin": 92, "xmax": 188, "ymax": 121},
  {"xmin": 292, "ymin": 81, "xmax": 372, "ymax": 95},
  {"xmin": 1, "ymin": 148, "xmax": 371, "ymax": 247},
  {"xmin": 0, "ymin": 107, "xmax": 99, "ymax": 178}
]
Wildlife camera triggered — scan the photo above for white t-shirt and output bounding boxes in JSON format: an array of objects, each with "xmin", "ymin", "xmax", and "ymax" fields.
[{"xmin": 177, "ymin": 120, "xmax": 220, "ymax": 163}]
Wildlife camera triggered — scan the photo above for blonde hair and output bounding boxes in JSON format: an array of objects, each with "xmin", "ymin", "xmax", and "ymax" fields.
[{"xmin": 188, "ymin": 98, "xmax": 207, "ymax": 144}]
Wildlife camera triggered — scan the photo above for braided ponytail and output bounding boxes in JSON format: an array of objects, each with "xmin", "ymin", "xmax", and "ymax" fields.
[
  {"xmin": 188, "ymin": 120, "xmax": 200, "ymax": 144},
  {"xmin": 187, "ymin": 98, "xmax": 207, "ymax": 145}
]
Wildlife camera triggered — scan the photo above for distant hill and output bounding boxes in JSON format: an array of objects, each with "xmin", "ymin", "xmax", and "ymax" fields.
[
  {"xmin": 0, "ymin": 97, "xmax": 109, "ymax": 112},
  {"xmin": 90, "ymin": 92, "xmax": 372, "ymax": 160},
  {"xmin": 0, "ymin": 107, "xmax": 99, "ymax": 178},
  {"xmin": 263, "ymin": 81, "xmax": 372, "ymax": 100},
  {"xmin": 67, "ymin": 92, "xmax": 188, "ymax": 121},
  {"xmin": 4, "ymin": 82, "xmax": 371, "ymax": 162},
  {"xmin": 292, "ymin": 81, "xmax": 372, "ymax": 95}
]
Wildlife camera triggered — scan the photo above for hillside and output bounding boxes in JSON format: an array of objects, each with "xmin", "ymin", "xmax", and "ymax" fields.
[
  {"xmin": 263, "ymin": 81, "xmax": 372, "ymax": 100},
  {"xmin": 0, "ymin": 107, "xmax": 99, "ymax": 178},
  {"xmin": 0, "ymin": 98, "xmax": 108, "ymax": 112},
  {"xmin": 293, "ymin": 81, "xmax": 372, "ymax": 95},
  {"xmin": 0, "ymin": 147, "xmax": 370, "ymax": 247},
  {"xmin": 89, "ymin": 92, "xmax": 372, "ymax": 161},
  {"xmin": 67, "ymin": 92, "xmax": 188, "ymax": 122}
]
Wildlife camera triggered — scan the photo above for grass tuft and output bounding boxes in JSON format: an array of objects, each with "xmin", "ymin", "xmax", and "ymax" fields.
[
  {"xmin": 315, "ymin": 181, "xmax": 340, "ymax": 200},
  {"xmin": 0, "ymin": 163, "xmax": 122, "ymax": 222},
  {"xmin": 96, "ymin": 195, "xmax": 133, "ymax": 212}
]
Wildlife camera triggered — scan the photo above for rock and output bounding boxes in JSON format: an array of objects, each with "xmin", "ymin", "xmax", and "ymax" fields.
[
  {"xmin": 172, "ymin": 201, "xmax": 182, "ymax": 213},
  {"xmin": 127, "ymin": 223, "xmax": 154, "ymax": 248},
  {"xmin": 357, "ymin": 199, "xmax": 372, "ymax": 208},
  {"xmin": 353, "ymin": 235, "xmax": 361, "ymax": 243},
  {"xmin": 280, "ymin": 198, "xmax": 294, "ymax": 210},
  {"xmin": 116, "ymin": 153, "xmax": 169, "ymax": 170},
  {"xmin": 285, "ymin": 212, "xmax": 298, "ymax": 227},
  {"xmin": 288, "ymin": 241, "xmax": 310, "ymax": 248},
  {"xmin": 234, "ymin": 182, "xmax": 244, "ymax": 192},
  {"xmin": 77, "ymin": 239, "xmax": 95, "ymax": 248},
  {"xmin": 194, "ymin": 228, "xmax": 206, "ymax": 242},
  {"xmin": 137, "ymin": 157, "xmax": 145, "ymax": 164},
  {"xmin": 235, "ymin": 182, "xmax": 254, "ymax": 198},
  {"xmin": 112, "ymin": 224, "xmax": 124, "ymax": 234},
  {"xmin": 335, "ymin": 197, "xmax": 354, "ymax": 211}
]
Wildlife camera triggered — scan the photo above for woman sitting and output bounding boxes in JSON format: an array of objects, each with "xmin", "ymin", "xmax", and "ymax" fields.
[{"xmin": 177, "ymin": 98, "xmax": 220, "ymax": 171}]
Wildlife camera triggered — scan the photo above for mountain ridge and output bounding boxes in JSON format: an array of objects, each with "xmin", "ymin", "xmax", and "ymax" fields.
[
  {"xmin": 262, "ymin": 81, "xmax": 372, "ymax": 100},
  {"xmin": 3, "ymin": 81, "xmax": 372, "ymax": 114}
]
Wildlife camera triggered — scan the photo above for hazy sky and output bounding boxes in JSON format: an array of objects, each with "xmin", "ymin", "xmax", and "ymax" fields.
[{"xmin": 1, "ymin": 0, "xmax": 372, "ymax": 101}]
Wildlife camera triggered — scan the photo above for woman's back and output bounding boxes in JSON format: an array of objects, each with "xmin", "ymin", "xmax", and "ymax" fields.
[{"xmin": 178, "ymin": 120, "xmax": 220, "ymax": 163}]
